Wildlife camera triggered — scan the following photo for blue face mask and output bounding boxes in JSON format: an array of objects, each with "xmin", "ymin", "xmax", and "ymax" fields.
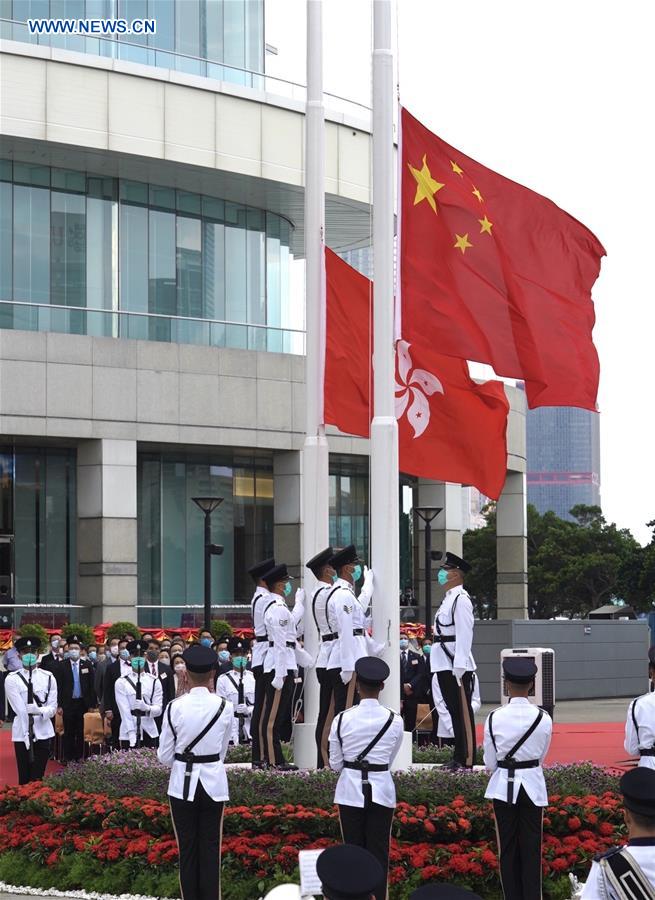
[
  {"xmin": 218, "ymin": 650, "xmax": 230, "ymax": 663},
  {"xmin": 131, "ymin": 657, "xmax": 146, "ymax": 671},
  {"xmin": 437, "ymin": 569, "xmax": 450, "ymax": 586},
  {"xmin": 423, "ymin": 645, "xmax": 431, "ymax": 656},
  {"xmin": 399, "ymin": 639, "xmax": 409, "ymax": 650},
  {"xmin": 22, "ymin": 654, "xmax": 37, "ymax": 668},
  {"xmin": 331, "ymin": 573, "xmax": 339, "ymax": 583},
  {"xmin": 89, "ymin": 651, "xmax": 97, "ymax": 661},
  {"xmin": 351, "ymin": 564, "xmax": 362, "ymax": 583},
  {"xmin": 119, "ymin": 649, "xmax": 130, "ymax": 660},
  {"xmin": 200, "ymin": 637, "xmax": 213, "ymax": 648},
  {"xmin": 233, "ymin": 656, "xmax": 247, "ymax": 670},
  {"xmin": 283, "ymin": 581, "xmax": 292, "ymax": 598}
]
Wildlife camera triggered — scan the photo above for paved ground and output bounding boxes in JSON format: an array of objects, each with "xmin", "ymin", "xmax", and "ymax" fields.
[{"xmin": 476, "ymin": 697, "xmax": 629, "ymax": 725}]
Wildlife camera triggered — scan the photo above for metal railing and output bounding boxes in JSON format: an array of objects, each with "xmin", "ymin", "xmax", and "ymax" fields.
[
  {"xmin": 0, "ymin": 300, "xmax": 306, "ymax": 354},
  {"xmin": 0, "ymin": 604, "xmax": 91, "ymax": 629},
  {"xmin": 0, "ymin": 18, "xmax": 372, "ymax": 124}
]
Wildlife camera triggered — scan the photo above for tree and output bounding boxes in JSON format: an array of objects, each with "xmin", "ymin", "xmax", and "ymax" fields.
[{"xmin": 463, "ymin": 504, "xmax": 497, "ymax": 618}]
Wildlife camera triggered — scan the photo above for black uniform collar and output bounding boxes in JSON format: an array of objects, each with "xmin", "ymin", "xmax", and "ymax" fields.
[{"xmin": 628, "ymin": 837, "xmax": 655, "ymax": 846}]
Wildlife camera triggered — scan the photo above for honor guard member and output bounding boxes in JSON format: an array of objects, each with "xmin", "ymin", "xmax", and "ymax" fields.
[
  {"xmin": 158, "ymin": 644, "xmax": 233, "ymax": 900},
  {"xmin": 216, "ymin": 637, "xmax": 255, "ymax": 745},
  {"xmin": 432, "ymin": 666, "xmax": 482, "ymax": 745},
  {"xmin": 306, "ymin": 545, "xmax": 337, "ymax": 768},
  {"xmin": 248, "ymin": 557, "xmax": 276, "ymax": 768},
  {"xmin": 326, "ymin": 545, "xmax": 377, "ymax": 713},
  {"xmin": 483, "ymin": 657, "xmax": 553, "ymax": 900},
  {"xmin": 581, "ymin": 767, "xmax": 655, "ymax": 899},
  {"xmin": 5, "ymin": 637, "xmax": 58, "ymax": 784},
  {"xmin": 329, "ymin": 657, "xmax": 404, "ymax": 900},
  {"xmin": 624, "ymin": 647, "xmax": 655, "ymax": 770},
  {"xmin": 430, "ymin": 551, "xmax": 477, "ymax": 768},
  {"xmin": 261, "ymin": 563, "xmax": 300, "ymax": 770},
  {"xmin": 115, "ymin": 639, "xmax": 163, "ymax": 748},
  {"xmin": 316, "ymin": 844, "xmax": 384, "ymax": 900}
]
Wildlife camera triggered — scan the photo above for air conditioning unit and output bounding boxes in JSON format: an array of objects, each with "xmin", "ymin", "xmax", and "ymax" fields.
[{"xmin": 500, "ymin": 647, "xmax": 555, "ymax": 719}]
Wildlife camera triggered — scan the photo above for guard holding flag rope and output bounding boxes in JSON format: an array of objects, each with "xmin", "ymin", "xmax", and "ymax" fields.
[
  {"xmin": 305, "ymin": 545, "xmax": 337, "ymax": 767},
  {"xmin": 483, "ymin": 657, "xmax": 552, "ymax": 900}
]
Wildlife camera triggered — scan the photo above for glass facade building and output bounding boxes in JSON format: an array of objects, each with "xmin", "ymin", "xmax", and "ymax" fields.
[
  {"xmin": 0, "ymin": 161, "xmax": 301, "ymax": 353},
  {"xmin": 0, "ymin": 0, "xmax": 264, "ymax": 83},
  {"xmin": 526, "ymin": 406, "xmax": 601, "ymax": 520}
]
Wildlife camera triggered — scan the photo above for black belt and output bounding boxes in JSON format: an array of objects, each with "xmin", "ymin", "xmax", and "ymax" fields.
[
  {"xmin": 133, "ymin": 710, "xmax": 147, "ymax": 717},
  {"xmin": 439, "ymin": 636, "xmax": 455, "ymax": 642},
  {"xmin": 268, "ymin": 641, "xmax": 296, "ymax": 648},
  {"xmin": 174, "ymin": 752, "xmax": 222, "ymax": 800},
  {"xmin": 255, "ymin": 636, "xmax": 268, "ymax": 643},
  {"xmin": 321, "ymin": 633, "xmax": 337, "ymax": 642},
  {"xmin": 353, "ymin": 629, "xmax": 365, "ymax": 636},
  {"xmin": 234, "ymin": 711, "xmax": 250, "ymax": 718},
  {"xmin": 497, "ymin": 758, "xmax": 540, "ymax": 803},
  {"xmin": 343, "ymin": 761, "xmax": 389, "ymax": 772},
  {"xmin": 640, "ymin": 749, "xmax": 655, "ymax": 757}
]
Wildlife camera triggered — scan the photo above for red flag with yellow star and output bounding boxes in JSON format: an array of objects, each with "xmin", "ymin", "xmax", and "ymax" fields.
[{"xmin": 399, "ymin": 106, "xmax": 605, "ymax": 410}]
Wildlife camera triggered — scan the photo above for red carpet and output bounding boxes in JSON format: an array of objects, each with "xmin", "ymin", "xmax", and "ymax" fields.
[{"xmin": 0, "ymin": 730, "xmax": 62, "ymax": 786}]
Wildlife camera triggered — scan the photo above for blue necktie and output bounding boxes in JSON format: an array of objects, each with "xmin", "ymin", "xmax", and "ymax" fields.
[{"xmin": 72, "ymin": 662, "xmax": 81, "ymax": 699}]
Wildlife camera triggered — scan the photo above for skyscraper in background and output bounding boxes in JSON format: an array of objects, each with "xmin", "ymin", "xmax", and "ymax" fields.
[{"xmin": 526, "ymin": 406, "xmax": 601, "ymax": 520}]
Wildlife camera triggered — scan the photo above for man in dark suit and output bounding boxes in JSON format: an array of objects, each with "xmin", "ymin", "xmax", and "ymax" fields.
[
  {"xmin": 39, "ymin": 633, "xmax": 63, "ymax": 674},
  {"xmin": 56, "ymin": 635, "xmax": 96, "ymax": 763},
  {"xmin": 103, "ymin": 638, "xmax": 132, "ymax": 749},
  {"xmin": 400, "ymin": 636, "xmax": 427, "ymax": 733},
  {"xmin": 144, "ymin": 639, "xmax": 174, "ymax": 729}
]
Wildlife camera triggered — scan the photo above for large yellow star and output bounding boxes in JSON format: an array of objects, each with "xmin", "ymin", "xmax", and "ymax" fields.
[
  {"xmin": 479, "ymin": 215, "xmax": 493, "ymax": 235},
  {"xmin": 450, "ymin": 160, "xmax": 464, "ymax": 177},
  {"xmin": 408, "ymin": 155, "xmax": 444, "ymax": 214},
  {"xmin": 472, "ymin": 186, "xmax": 484, "ymax": 203},
  {"xmin": 454, "ymin": 233, "xmax": 473, "ymax": 254}
]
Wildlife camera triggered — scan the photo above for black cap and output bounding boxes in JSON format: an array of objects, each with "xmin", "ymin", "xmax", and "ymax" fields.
[
  {"xmin": 15, "ymin": 636, "xmax": 41, "ymax": 653},
  {"xmin": 330, "ymin": 545, "xmax": 361, "ymax": 570},
  {"xmin": 126, "ymin": 639, "xmax": 148, "ymax": 657},
  {"xmin": 502, "ymin": 657, "xmax": 537, "ymax": 685},
  {"xmin": 67, "ymin": 634, "xmax": 83, "ymax": 647},
  {"xmin": 431, "ymin": 551, "xmax": 472, "ymax": 573},
  {"xmin": 355, "ymin": 657, "xmax": 390, "ymax": 686},
  {"xmin": 262, "ymin": 563, "xmax": 293, "ymax": 589},
  {"xmin": 316, "ymin": 844, "xmax": 384, "ymax": 900},
  {"xmin": 410, "ymin": 887, "xmax": 483, "ymax": 900},
  {"xmin": 227, "ymin": 636, "xmax": 248, "ymax": 655},
  {"xmin": 182, "ymin": 644, "xmax": 218, "ymax": 674},
  {"xmin": 620, "ymin": 767, "xmax": 655, "ymax": 817},
  {"xmin": 248, "ymin": 557, "xmax": 276, "ymax": 583},
  {"xmin": 306, "ymin": 546, "xmax": 335, "ymax": 575}
]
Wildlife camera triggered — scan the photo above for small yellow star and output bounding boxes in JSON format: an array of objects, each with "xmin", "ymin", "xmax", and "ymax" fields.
[
  {"xmin": 407, "ymin": 154, "xmax": 445, "ymax": 214},
  {"xmin": 479, "ymin": 215, "xmax": 493, "ymax": 235},
  {"xmin": 472, "ymin": 186, "xmax": 484, "ymax": 203},
  {"xmin": 450, "ymin": 160, "xmax": 464, "ymax": 177},
  {"xmin": 454, "ymin": 233, "xmax": 473, "ymax": 254}
]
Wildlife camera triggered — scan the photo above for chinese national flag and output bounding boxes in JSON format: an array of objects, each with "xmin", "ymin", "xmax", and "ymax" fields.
[
  {"xmin": 400, "ymin": 106, "xmax": 605, "ymax": 410},
  {"xmin": 324, "ymin": 249, "xmax": 509, "ymax": 499}
]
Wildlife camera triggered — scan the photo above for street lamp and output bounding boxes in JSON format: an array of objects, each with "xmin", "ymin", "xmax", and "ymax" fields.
[
  {"xmin": 414, "ymin": 506, "xmax": 443, "ymax": 638},
  {"xmin": 191, "ymin": 497, "xmax": 224, "ymax": 632}
]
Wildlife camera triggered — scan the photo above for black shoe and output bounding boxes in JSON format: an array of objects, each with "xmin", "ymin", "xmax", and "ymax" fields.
[
  {"xmin": 251, "ymin": 760, "xmax": 266, "ymax": 770},
  {"xmin": 275, "ymin": 763, "xmax": 298, "ymax": 772}
]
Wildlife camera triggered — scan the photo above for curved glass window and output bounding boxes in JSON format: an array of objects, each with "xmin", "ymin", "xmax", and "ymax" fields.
[
  {"xmin": 0, "ymin": 161, "xmax": 302, "ymax": 352},
  {"xmin": 1, "ymin": 0, "xmax": 264, "ymax": 83}
]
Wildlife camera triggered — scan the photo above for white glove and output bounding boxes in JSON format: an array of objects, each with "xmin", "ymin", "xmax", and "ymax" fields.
[
  {"xmin": 294, "ymin": 587, "xmax": 305, "ymax": 607},
  {"xmin": 271, "ymin": 676, "xmax": 284, "ymax": 691},
  {"xmin": 128, "ymin": 732, "xmax": 137, "ymax": 748},
  {"xmin": 25, "ymin": 703, "xmax": 40, "ymax": 715},
  {"xmin": 236, "ymin": 703, "xmax": 249, "ymax": 715},
  {"xmin": 363, "ymin": 566, "xmax": 374, "ymax": 592},
  {"xmin": 132, "ymin": 698, "xmax": 149, "ymax": 713},
  {"xmin": 453, "ymin": 667, "xmax": 465, "ymax": 685},
  {"xmin": 341, "ymin": 670, "xmax": 353, "ymax": 686}
]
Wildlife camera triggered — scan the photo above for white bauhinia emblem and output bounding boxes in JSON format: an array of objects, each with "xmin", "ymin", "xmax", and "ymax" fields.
[{"xmin": 395, "ymin": 340, "xmax": 444, "ymax": 438}]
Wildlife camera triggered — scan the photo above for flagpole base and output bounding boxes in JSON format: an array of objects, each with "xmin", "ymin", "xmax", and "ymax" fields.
[
  {"xmin": 293, "ymin": 721, "xmax": 318, "ymax": 770},
  {"xmin": 391, "ymin": 731, "xmax": 413, "ymax": 771}
]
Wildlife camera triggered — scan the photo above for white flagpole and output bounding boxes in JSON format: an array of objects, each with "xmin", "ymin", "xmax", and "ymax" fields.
[
  {"xmin": 372, "ymin": 0, "xmax": 411, "ymax": 767},
  {"xmin": 294, "ymin": 0, "xmax": 330, "ymax": 769}
]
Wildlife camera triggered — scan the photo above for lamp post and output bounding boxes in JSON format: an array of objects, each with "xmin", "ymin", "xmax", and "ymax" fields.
[
  {"xmin": 191, "ymin": 497, "xmax": 224, "ymax": 632},
  {"xmin": 414, "ymin": 506, "xmax": 443, "ymax": 638}
]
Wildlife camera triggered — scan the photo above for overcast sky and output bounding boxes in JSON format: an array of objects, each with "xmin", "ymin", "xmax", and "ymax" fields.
[{"xmin": 266, "ymin": 0, "xmax": 655, "ymax": 545}]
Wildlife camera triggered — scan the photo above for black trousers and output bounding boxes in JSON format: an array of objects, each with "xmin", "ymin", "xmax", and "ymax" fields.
[
  {"xmin": 14, "ymin": 738, "xmax": 51, "ymax": 784},
  {"xmin": 339, "ymin": 802, "xmax": 394, "ymax": 900},
  {"xmin": 119, "ymin": 732, "xmax": 158, "ymax": 751},
  {"xmin": 250, "ymin": 664, "xmax": 266, "ymax": 765},
  {"xmin": 261, "ymin": 670, "xmax": 295, "ymax": 765},
  {"xmin": 401, "ymin": 698, "xmax": 418, "ymax": 733},
  {"xmin": 436, "ymin": 669, "xmax": 476, "ymax": 767},
  {"xmin": 63, "ymin": 699, "xmax": 87, "ymax": 762},
  {"xmin": 493, "ymin": 786, "xmax": 543, "ymax": 900},
  {"xmin": 170, "ymin": 783, "xmax": 224, "ymax": 900},
  {"xmin": 315, "ymin": 667, "xmax": 335, "ymax": 768},
  {"xmin": 330, "ymin": 668, "xmax": 358, "ymax": 714}
]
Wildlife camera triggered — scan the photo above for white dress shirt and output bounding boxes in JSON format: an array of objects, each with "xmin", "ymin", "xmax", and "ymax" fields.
[
  {"xmin": 216, "ymin": 669, "xmax": 256, "ymax": 743},
  {"xmin": 115, "ymin": 671, "xmax": 163, "ymax": 745},
  {"xmin": 329, "ymin": 698, "xmax": 404, "ymax": 809},
  {"xmin": 429, "ymin": 586, "xmax": 476, "ymax": 675},
  {"xmin": 263, "ymin": 597, "xmax": 298, "ymax": 678},
  {"xmin": 625, "ymin": 692, "xmax": 655, "ymax": 769},
  {"xmin": 432, "ymin": 667, "xmax": 482, "ymax": 738},
  {"xmin": 483, "ymin": 697, "xmax": 552, "ymax": 806},
  {"xmin": 326, "ymin": 579, "xmax": 370, "ymax": 675},
  {"xmin": 581, "ymin": 839, "xmax": 655, "ymax": 898},
  {"xmin": 251, "ymin": 587, "xmax": 276, "ymax": 669},
  {"xmin": 310, "ymin": 582, "xmax": 336, "ymax": 669},
  {"xmin": 5, "ymin": 667, "xmax": 58, "ymax": 746},
  {"xmin": 158, "ymin": 687, "xmax": 233, "ymax": 802}
]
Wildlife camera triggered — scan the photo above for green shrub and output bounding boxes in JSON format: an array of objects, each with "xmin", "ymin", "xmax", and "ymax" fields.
[
  {"xmin": 62, "ymin": 623, "xmax": 95, "ymax": 647},
  {"xmin": 105, "ymin": 621, "xmax": 140, "ymax": 642},
  {"xmin": 18, "ymin": 623, "xmax": 49, "ymax": 649},
  {"xmin": 210, "ymin": 619, "xmax": 233, "ymax": 640}
]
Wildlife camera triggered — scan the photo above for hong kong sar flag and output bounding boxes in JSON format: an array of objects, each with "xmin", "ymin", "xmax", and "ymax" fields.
[{"xmin": 324, "ymin": 249, "xmax": 509, "ymax": 499}]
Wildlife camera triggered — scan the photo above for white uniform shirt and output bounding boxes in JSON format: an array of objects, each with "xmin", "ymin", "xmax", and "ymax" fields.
[
  {"xmin": 5, "ymin": 668, "xmax": 58, "ymax": 746},
  {"xmin": 251, "ymin": 587, "xmax": 275, "ymax": 669},
  {"xmin": 483, "ymin": 698, "xmax": 552, "ymax": 806},
  {"xmin": 581, "ymin": 840, "xmax": 655, "ymax": 898},
  {"xmin": 432, "ymin": 667, "xmax": 482, "ymax": 739},
  {"xmin": 115, "ymin": 671, "xmax": 163, "ymax": 744},
  {"xmin": 625, "ymin": 692, "xmax": 655, "ymax": 770},
  {"xmin": 429, "ymin": 586, "xmax": 476, "ymax": 674},
  {"xmin": 263, "ymin": 597, "xmax": 298, "ymax": 678},
  {"xmin": 326, "ymin": 579, "xmax": 369, "ymax": 674},
  {"xmin": 216, "ymin": 669, "xmax": 255, "ymax": 743},
  {"xmin": 329, "ymin": 698, "xmax": 404, "ymax": 808},
  {"xmin": 158, "ymin": 687, "xmax": 233, "ymax": 802},
  {"xmin": 311, "ymin": 582, "xmax": 336, "ymax": 669}
]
